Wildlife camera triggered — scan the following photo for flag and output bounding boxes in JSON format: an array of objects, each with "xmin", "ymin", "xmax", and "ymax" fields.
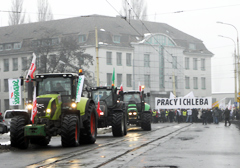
[
  {"xmin": 96, "ymin": 95, "xmax": 102, "ymax": 117},
  {"xmin": 212, "ymin": 101, "xmax": 219, "ymax": 108},
  {"xmin": 218, "ymin": 97, "xmax": 226, "ymax": 110},
  {"xmin": 169, "ymin": 92, "xmax": 176, "ymax": 99},
  {"xmin": 183, "ymin": 91, "xmax": 195, "ymax": 98},
  {"xmin": 31, "ymin": 86, "xmax": 37, "ymax": 123},
  {"xmin": 118, "ymin": 83, "xmax": 123, "ymax": 94},
  {"xmin": 139, "ymin": 82, "xmax": 142, "ymax": 91},
  {"xmin": 8, "ymin": 78, "xmax": 22, "ymax": 106},
  {"xmin": 26, "ymin": 53, "xmax": 36, "ymax": 81},
  {"xmin": 76, "ymin": 75, "xmax": 85, "ymax": 102},
  {"xmin": 228, "ymin": 100, "xmax": 232, "ymax": 110},
  {"xmin": 112, "ymin": 68, "xmax": 115, "ymax": 87}
]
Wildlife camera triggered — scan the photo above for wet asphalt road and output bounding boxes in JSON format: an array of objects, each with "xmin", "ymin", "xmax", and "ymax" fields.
[{"xmin": 0, "ymin": 122, "xmax": 240, "ymax": 168}]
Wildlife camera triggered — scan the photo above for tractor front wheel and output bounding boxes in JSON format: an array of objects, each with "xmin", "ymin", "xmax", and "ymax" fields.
[
  {"xmin": 61, "ymin": 115, "xmax": 80, "ymax": 147},
  {"xmin": 10, "ymin": 115, "xmax": 29, "ymax": 149},
  {"xmin": 112, "ymin": 112, "xmax": 124, "ymax": 137},
  {"xmin": 141, "ymin": 113, "xmax": 152, "ymax": 131}
]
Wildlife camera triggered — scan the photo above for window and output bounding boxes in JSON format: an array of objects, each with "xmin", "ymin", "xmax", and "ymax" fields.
[
  {"xmin": 107, "ymin": 73, "xmax": 112, "ymax": 86},
  {"xmin": 117, "ymin": 52, "xmax": 122, "ymax": 65},
  {"xmin": 12, "ymin": 58, "xmax": 18, "ymax": 71},
  {"xmin": 201, "ymin": 77, "xmax": 206, "ymax": 89},
  {"xmin": 117, "ymin": 74, "xmax": 122, "ymax": 87},
  {"xmin": 185, "ymin": 57, "xmax": 189, "ymax": 69},
  {"xmin": 126, "ymin": 53, "xmax": 131, "ymax": 66},
  {"xmin": 185, "ymin": 76, "xmax": 190, "ymax": 89},
  {"xmin": 52, "ymin": 38, "xmax": 59, "ymax": 45},
  {"xmin": 0, "ymin": 45, "xmax": 3, "ymax": 51},
  {"xmin": 201, "ymin": 58, "xmax": 205, "ymax": 71},
  {"xmin": 127, "ymin": 74, "xmax": 132, "ymax": 87},
  {"xmin": 22, "ymin": 57, "xmax": 28, "ymax": 70},
  {"xmin": 193, "ymin": 77, "xmax": 198, "ymax": 89},
  {"xmin": 4, "ymin": 79, "xmax": 8, "ymax": 92},
  {"xmin": 79, "ymin": 35, "xmax": 86, "ymax": 43},
  {"xmin": 144, "ymin": 75, "xmax": 150, "ymax": 88},
  {"xmin": 172, "ymin": 56, "xmax": 177, "ymax": 69},
  {"xmin": 5, "ymin": 44, "xmax": 12, "ymax": 50},
  {"xmin": 144, "ymin": 54, "xmax": 150, "ymax": 67},
  {"xmin": 4, "ymin": 59, "xmax": 9, "ymax": 72},
  {"xmin": 189, "ymin": 43, "xmax": 196, "ymax": 50},
  {"xmin": 193, "ymin": 58, "xmax": 198, "ymax": 70},
  {"xmin": 14, "ymin": 43, "xmax": 21, "ymax": 49},
  {"xmin": 106, "ymin": 52, "xmax": 112, "ymax": 65},
  {"xmin": 113, "ymin": 35, "xmax": 121, "ymax": 43},
  {"xmin": 4, "ymin": 99, "xmax": 9, "ymax": 112}
]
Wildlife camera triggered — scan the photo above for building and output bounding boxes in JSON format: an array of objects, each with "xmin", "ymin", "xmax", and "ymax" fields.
[{"xmin": 0, "ymin": 15, "xmax": 213, "ymax": 111}]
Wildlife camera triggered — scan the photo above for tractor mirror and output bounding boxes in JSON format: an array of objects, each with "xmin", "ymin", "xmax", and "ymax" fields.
[
  {"xmin": 20, "ymin": 76, "xmax": 24, "ymax": 86},
  {"xmin": 147, "ymin": 92, "xmax": 150, "ymax": 97}
]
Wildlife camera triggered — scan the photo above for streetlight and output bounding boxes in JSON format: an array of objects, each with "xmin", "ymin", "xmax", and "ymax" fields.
[
  {"xmin": 217, "ymin": 21, "xmax": 240, "ymax": 108},
  {"xmin": 218, "ymin": 35, "xmax": 237, "ymax": 104}
]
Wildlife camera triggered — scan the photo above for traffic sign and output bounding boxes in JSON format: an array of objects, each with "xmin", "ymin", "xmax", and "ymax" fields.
[{"xmin": 237, "ymin": 97, "xmax": 240, "ymax": 102}]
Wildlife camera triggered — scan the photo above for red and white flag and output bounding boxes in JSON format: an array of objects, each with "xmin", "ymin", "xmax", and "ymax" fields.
[
  {"xmin": 138, "ymin": 82, "xmax": 142, "ymax": 91},
  {"xmin": 96, "ymin": 95, "xmax": 102, "ymax": 117},
  {"xmin": 31, "ymin": 86, "xmax": 37, "ymax": 123},
  {"xmin": 26, "ymin": 53, "xmax": 37, "ymax": 81},
  {"xmin": 118, "ymin": 84, "xmax": 123, "ymax": 94}
]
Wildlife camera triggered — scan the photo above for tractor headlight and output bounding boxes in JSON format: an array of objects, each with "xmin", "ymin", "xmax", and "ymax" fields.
[
  {"xmin": 133, "ymin": 112, "xmax": 137, "ymax": 115},
  {"xmin": 27, "ymin": 104, "xmax": 33, "ymax": 110},
  {"xmin": 71, "ymin": 102, "xmax": 77, "ymax": 108},
  {"xmin": 46, "ymin": 109, "xmax": 51, "ymax": 114},
  {"xmin": 128, "ymin": 112, "xmax": 133, "ymax": 116},
  {"xmin": 100, "ymin": 112, "xmax": 104, "ymax": 115}
]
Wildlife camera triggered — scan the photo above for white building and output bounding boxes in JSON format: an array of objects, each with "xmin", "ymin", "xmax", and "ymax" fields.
[{"xmin": 0, "ymin": 15, "xmax": 213, "ymax": 111}]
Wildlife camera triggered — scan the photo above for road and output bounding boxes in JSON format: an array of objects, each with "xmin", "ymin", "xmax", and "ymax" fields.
[{"xmin": 0, "ymin": 122, "xmax": 240, "ymax": 168}]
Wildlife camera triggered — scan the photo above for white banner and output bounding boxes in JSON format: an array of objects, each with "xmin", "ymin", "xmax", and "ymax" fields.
[
  {"xmin": 76, "ymin": 75, "xmax": 85, "ymax": 102},
  {"xmin": 155, "ymin": 97, "xmax": 212, "ymax": 109},
  {"xmin": 8, "ymin": 78, "xmax": 22, "ymax": 106}
]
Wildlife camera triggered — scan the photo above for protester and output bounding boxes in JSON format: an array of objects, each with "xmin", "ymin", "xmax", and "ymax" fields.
[
  {"xmin": 176, "ymin": 108, "xmax": 182, "ymax": 123},
  {"xmin": 223, "ymin": 108, "xmax": 231, "ymax": 126},
  {"xmin": 186, "ymin": 108, "xmax": 193, "ymax": 123},
  {"xmin": 201, "ymin": 109, "xmax": 207, "ymax": 125}
]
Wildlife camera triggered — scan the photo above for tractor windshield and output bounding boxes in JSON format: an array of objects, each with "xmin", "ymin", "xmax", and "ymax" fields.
[
  {"xmin": 123, "ymin": 93, "xmax": 141, "ymax": 104},
  {"xmin": 37, "ymin": 77, "xmax": 72, "ymax": 96},
  {"xmin": 92, "ymin": 89, "xmax": 112, "ymax": 106}
]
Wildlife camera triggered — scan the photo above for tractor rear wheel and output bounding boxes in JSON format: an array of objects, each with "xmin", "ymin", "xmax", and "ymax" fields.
[
  {"xmin": 10, "ymin": 115, "xmax": 29, "ymax": 149},
  {"xmin": 80, "ymin": 103, "xmax": 97, "ymax": 144},
  {"xmin": 112, "ymin": 112, "xmax": 124, "ymax": 137},
  {"xmin": 141, "ymin": 113, "xmax": 152, "ymax": 131},
  {"xmin": 61, "ymin": 115, "xmax": 80, "ymax": 147}
]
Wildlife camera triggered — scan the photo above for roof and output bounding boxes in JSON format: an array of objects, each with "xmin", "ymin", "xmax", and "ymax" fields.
[{"xmin": 0, "ymin": 15, "xmax": 213, "ymax": 55}]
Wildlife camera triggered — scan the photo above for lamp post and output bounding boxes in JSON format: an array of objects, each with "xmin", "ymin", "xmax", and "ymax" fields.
[
  {"xmin": 217, "ymin": 21, "xmax": 240, "ymax": 108},
  {"xmin": 218, "ymin": 35, "xmax": 237, "ymax": 104}
]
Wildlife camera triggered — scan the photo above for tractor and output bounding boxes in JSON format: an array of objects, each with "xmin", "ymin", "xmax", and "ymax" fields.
[
  {"xmin": 88, "ymin": 86, "xmax": 127, "ymax": 137},
  {"xmin": 10, "ymin": 70, "xmax": 97, "ymax": 149},
  {"xmin": 122, "ymin": 87, "xmax": 151, "ymax": 131}
]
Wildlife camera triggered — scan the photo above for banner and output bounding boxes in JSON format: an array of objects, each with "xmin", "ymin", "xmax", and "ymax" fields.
[
  {"xmin": 8, "ymin": 79, "xmax": 21, "ymax": 106},
  {"xmin": 155, "ymin": 97, "xmax": 212, "ymax": 109},
  {"xmin": 76, "ymin": 75, "xmax": 85, "ymax": 102},
  {"xmin": 31, "ymin": 86, "xmax": 37, "ymax": 123}
]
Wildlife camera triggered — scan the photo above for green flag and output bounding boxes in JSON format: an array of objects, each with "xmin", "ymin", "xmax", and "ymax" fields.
[{"xmin": 112, "ymin": 68, "xmax": 115, "ymax": 86}]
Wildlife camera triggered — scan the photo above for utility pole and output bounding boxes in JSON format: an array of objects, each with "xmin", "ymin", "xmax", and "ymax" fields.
[
  {"xmin": 95, "ymin": 27, "xmax": 99, "ymax": 86},
  {"xmin": 173, "ymin": 72, "xmax": 176, "ymax": 96}
]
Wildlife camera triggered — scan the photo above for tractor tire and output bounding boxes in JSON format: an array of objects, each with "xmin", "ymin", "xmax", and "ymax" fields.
[
  {"xmin": 61, "ymin": 115, "xmax": 80, "ymax": 147},
  {"xmin": 112, "ymin": 112, "xmax": 124, "ymax": 137},
  {"xmin": 141, "ymin": 113, "xmax": 152, "ymax": 131},
  {"xmin": 123, "ymin": 114, "xmax": 127, "ymax": 135},
  {"xmin": 80, "ymin": 103, "xmax": 97, "ymax": 144},
  {"xmin": 10, "ymin": 115, "xmax": 29, "ymax": 149}
]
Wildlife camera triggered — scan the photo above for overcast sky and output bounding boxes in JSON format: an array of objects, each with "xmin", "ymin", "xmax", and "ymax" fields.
[{"xmin": 0, "ymin": 0, "xmax": 240, "ymax": 94}]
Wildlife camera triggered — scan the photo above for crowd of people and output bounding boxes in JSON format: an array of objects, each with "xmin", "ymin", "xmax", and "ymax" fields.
[{"xmin": 151, "ymin": 107, "xmax": 239, "ymax": 126}]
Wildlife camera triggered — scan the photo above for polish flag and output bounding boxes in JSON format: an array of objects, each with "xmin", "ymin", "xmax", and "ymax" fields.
[
  {"xmin": 31, "ymin": 86, "xmax": 37, "ymax": 123},
  {"xmin": 26, "ymin": 53, "xmax": 37, "ymax": 81},
  {"xmin": 96, "ymin": 95, "xmax": 102, "ymax": 117},
  {"xmin": 138, "ymin": 82, "xmax": 142, "ymax": 91},
  {"xmin": 118, "ymin": 84, "xmax": 123, "ymax": 94}
]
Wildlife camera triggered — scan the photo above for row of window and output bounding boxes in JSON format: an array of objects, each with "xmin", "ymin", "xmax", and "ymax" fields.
[
  {"xmin": 0, "ymin": 43, "xmax": 21, "ymax": 51},
  {"xmin": 185, "ymin": 57, "xmax": 206, "ymax": 70},
  {"xmin": 3, "ymin": 57, "xmax": 28, "ymax": 72},
  {"xmin": 107, "ymin": 52, "xmax": 132, "ymax": 66},
  {"xmin": 185, "ymin": 76, "xmax": 206, "ymax": 89}
]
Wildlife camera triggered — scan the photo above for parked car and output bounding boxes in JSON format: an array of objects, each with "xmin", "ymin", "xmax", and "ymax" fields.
[
  {"xmin": 0, "ymin": 121, "xmax": 8, "ymax": 134},
  {"xmin": 3, "ymin": 109, "xmax": 28, "ymax": 131}
]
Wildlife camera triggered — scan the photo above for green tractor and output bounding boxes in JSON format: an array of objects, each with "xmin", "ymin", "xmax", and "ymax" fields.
[
  {"xmin": 10, "ymin": 70, "xmax": 97, "ymax": 149},
  {"xmin": 122, "ymin": 89, "xmax": 151, "ymax": 131},
  {"xmin": 88, "ymin": 86, "xmax": 127, "ymax": 137}
]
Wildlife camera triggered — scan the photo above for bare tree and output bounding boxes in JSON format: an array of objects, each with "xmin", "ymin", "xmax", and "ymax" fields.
[
  {"xmin": 121, "ymin": 0, "xmax": 147, "ymax": 21},
  {"xmin": 8, "ymin": 0, "xmax": 25, "ymax": 25},
  {"xmin": 37, "ymin": 0, "xmax": 53, "ymax": 22}
]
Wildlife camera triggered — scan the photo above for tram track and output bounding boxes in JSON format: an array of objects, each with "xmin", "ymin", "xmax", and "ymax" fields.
[{"xmin": 27, "ymin": 123, "xmax": 192, "ymax": 168}]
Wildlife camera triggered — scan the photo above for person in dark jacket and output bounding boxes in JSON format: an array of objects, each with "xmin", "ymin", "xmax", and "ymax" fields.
[
  {"xmin": 224, "ymin": 108, "xmax": 231, "ymax": 126},
  {"xmin": 201, "ymin": 109, "xmax": 207, "ymax": 125}
]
